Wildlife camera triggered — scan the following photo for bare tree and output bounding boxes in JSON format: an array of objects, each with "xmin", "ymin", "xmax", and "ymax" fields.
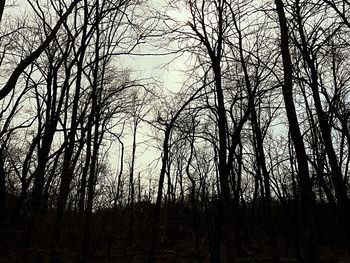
[{"xmin": 275, "ymin": 0, "xmax": 319, "ymax": 261}]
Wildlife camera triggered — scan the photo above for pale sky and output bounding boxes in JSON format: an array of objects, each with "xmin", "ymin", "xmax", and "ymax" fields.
[{"xmin": 2, "ymin": 0, "xmax": 195, "ymax": 195}]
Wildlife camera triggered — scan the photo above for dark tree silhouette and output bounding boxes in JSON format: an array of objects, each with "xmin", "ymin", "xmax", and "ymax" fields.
[{"xmin": 1, "ymin": 0, "xmax": 350, "ymax": 262}]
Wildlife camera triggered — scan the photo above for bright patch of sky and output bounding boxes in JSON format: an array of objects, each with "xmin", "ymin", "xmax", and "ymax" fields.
[{"xmin": 2, "ymin": 0, "xmax": 194, "ymax": 191}]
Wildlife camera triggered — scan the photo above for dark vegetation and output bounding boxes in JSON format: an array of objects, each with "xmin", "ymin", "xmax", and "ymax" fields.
[
  {"xmin": 1, "ymin": 0, "xmax": 350, "ymax": 262},
  {"xmin": 1, "ymin": 199, "xmax": 349, "ymax": 262}
]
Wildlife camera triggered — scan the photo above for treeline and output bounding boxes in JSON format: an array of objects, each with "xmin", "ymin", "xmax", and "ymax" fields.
[{"xmin": 1, "ymin": 0, "xmax": 350, "ymax": 262}]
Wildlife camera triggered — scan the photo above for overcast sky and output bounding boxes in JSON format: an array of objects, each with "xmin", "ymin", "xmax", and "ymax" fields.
[{"xmin": 3, "ymin": 0, "xmax": 193, "ymax": 187}]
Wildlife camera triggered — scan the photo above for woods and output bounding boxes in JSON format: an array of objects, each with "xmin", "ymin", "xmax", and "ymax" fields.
[{"xmin": 1, "ymin": 0, "xmax": 350, "ymax": 262}]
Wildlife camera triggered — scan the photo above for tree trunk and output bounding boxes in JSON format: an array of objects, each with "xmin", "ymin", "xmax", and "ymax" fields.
[
  {"xmin": 294, "ymin": 0, "xmax": 349, "ymax": 217},
  {"xmin": 275, "ymin": 0, "xmax": 319, "ymax": 261},
  {"xmin": 0, "ymin": 0, "xmax": 5, "ymax": 22},
  {"xmin": 0, "ymin": 148, "xmax": 7, "ymax": 225}
]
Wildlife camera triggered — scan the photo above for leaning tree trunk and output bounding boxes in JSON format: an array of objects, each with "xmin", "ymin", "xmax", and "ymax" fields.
[
  {"xmin": 0, "ymin": 0, "xmax": 5, "ymax": 22},
  {"xmin": 294, "ymin": 0, "xmax": 350, "ymax": 238},
  {"xmin": 275, "ymin": 0, "xmax": 319, "ymax": 262}
]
